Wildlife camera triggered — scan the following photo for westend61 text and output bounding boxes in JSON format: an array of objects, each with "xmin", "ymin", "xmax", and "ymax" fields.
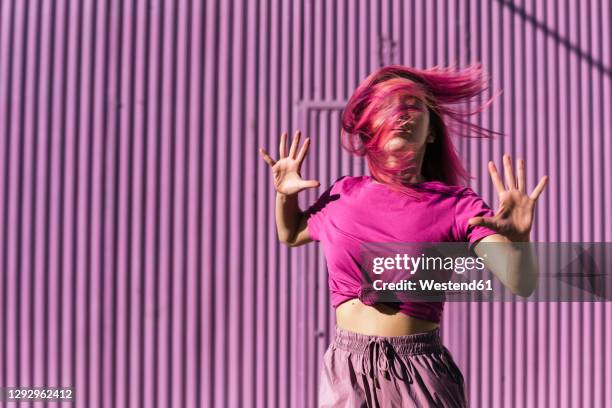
[{"xmin": 373, "ymin": 279, "xmax": 494, "ymax": 292}]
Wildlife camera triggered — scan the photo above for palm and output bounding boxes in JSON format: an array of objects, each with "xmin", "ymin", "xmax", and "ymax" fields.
[
  {"xmin": 272, "ymin": 157, "xmax": 310, "ymax": 195},
  {"xmin": 488, "ymin": 190, "xmax": 536, "ymax": 239},
  {"xmin": 259, "ymin": 131, "xmax": 320, "ymax": 195},
  {"xmin": 469, "ymin": 155, "xmax": 548, "ymax": 242}
]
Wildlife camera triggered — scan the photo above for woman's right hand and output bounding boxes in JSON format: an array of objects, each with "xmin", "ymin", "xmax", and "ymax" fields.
[{"xmin": 259, "ymin": 130, "xmax": 320, "ymax": 196}]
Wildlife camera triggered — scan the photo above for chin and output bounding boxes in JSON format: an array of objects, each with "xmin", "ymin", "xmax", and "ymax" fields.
[{"xmin": 385, "ymin": 137, "xmax": 423, "ymax": 153}]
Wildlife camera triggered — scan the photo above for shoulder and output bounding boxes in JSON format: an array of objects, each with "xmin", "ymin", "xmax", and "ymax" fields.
[
  {"xmin": 328, "ymin": 175, "xmax": 369, "ymax": 194},
  {"xmin": 452, "ymin": 184, "xmax": 494, "ymax": 217},
  {"xmin": 452, "ymin": 185, "xmax": 481, "ymax": 199},
  {"xmin": 431, "ymin": 181, "xmax": 483, "ymax": 197},
  {"xmin": 414, "ymin": 180, "xmax": 474, "ymax": 199},
  {"xmin": 453, "ymin": 185, "xmax": 488, "ymax": 202}
]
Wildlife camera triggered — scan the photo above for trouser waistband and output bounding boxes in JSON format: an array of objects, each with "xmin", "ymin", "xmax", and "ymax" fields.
[{"xmin": 332, "ymin": 326, "xmax": 444, "ymax": 355}]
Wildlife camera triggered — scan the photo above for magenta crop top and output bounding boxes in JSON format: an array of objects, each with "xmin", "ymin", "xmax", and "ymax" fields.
[{"xmin": 305, "ymin": 175, "xmax": 497, "ymax": 323}]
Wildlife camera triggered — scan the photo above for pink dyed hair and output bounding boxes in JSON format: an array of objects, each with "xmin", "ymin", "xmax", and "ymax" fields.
[{"xmin": 341, "ymin": 64, "xmax": 500, "ymax": 192}]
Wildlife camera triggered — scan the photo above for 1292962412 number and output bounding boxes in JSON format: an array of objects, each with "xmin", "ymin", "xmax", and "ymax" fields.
[{"xmin": 0, "ymin": 387, "xmax": 74, "ymax": 401}]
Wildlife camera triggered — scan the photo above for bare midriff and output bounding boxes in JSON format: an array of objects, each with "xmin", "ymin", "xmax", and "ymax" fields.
[{"xmin": 335, "ymin": 298, "xmax": 439, "ymax": 336}]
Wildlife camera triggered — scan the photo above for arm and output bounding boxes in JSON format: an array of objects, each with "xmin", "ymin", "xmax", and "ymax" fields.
[
  {"xmin": 275, "ymin": 193, "xmax": 311, "ymax": 247},
  {"xmin": 259, "ymin": 130, "xmax": 320, "ymax": 247},
  {"xmin": 470, "ymin": 154, "xmax": 548, "ymax": 298},
  {"xmin": 474, "ymin": 233, "xmax": 538, "ymax": 297}
]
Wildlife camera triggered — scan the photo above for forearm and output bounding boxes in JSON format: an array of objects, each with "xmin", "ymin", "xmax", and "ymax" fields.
[
  {"xmin": 275, "ymin": 192, "xmax": 304, "ymax": 244},
  {"xmin": 503, "ymin": 242, "xmax": 539, "ymax": 297},
  {"xmin": 476, "ymin": 237, "xmax": 539, "ymax": 297}
]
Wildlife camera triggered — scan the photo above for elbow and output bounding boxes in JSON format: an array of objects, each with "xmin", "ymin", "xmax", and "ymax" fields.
[
  {"xmin": 512, "ymin": 278, "xmax": 538, "ymax": 298},
  {"xmin": 278, "ymin": 236, "xmax": 293, "ymax": 247},
  {"xmin": 280, "ymin": 238, "xmax": 299, "ymax": 247},
  {"xmin": 278, "ymin": 232, "xmax": 300, "ymax": 248},
  {"xmin": 513, "ymin": 286, "xmax": 535, "ymax": 298},
  {"xmin": 509, "ymin": 261, "xmax": 539, "ymax": 298}
]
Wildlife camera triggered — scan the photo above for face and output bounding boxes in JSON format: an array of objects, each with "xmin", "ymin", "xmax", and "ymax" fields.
[{"xmin": 383, "ymin": 98, "xmax": 432, "ymax": 154}]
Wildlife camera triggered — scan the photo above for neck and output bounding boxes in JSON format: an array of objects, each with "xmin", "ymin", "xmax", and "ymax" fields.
[
  {"xmin": 371, "ymin": 146, "xmax": 429, "ymax": 185},
  {"xmin": 372, "ymin": 172, "xmax": 427, "ymax": 185},
  {"xmin": 389, "ymin": 157, "xmax": 428, "ymax": 185},
  {"xmin": 404, "ymin": 173, "xmax": 427, "ymax": 183}
]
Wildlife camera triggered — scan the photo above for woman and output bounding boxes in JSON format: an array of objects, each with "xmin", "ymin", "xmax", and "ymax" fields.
[{"xmin": 259, "ymin": 65, "xmax": 548, "ymax": 407}]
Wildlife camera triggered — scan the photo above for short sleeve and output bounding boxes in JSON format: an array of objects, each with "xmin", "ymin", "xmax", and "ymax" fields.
[
  {"xmin": 304, "ymin": 177, "xmax": 345, "ymax": 242},
  {"xmin": 454, "ymin": 187, "xmax": 497, "ymax": 250}
]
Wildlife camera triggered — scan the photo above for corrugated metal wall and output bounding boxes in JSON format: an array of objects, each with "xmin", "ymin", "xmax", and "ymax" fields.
[{"xmin": 0, "ymin": 0, "xmax": 610, "ymax": 407}]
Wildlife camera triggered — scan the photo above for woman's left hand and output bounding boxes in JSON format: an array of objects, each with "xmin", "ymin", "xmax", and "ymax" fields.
[{"xmin": 468, "ymin": 154, "xmax": 548, "ymax": 242}]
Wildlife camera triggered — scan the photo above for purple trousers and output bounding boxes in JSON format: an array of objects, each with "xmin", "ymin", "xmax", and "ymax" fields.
[{"xmin": 318, "ymin": 327, "xmax": 467, "ymax": 408}]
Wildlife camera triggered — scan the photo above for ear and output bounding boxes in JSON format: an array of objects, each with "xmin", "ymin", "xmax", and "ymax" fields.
[{"xmin": 427, "ymin": 132, "xmax": 435, "ymax": 143}]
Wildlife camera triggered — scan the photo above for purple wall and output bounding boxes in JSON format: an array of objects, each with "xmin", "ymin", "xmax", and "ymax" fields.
[{"xmin": 0, "ymin": 0, "xmax": 611, "ymax": 407}]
